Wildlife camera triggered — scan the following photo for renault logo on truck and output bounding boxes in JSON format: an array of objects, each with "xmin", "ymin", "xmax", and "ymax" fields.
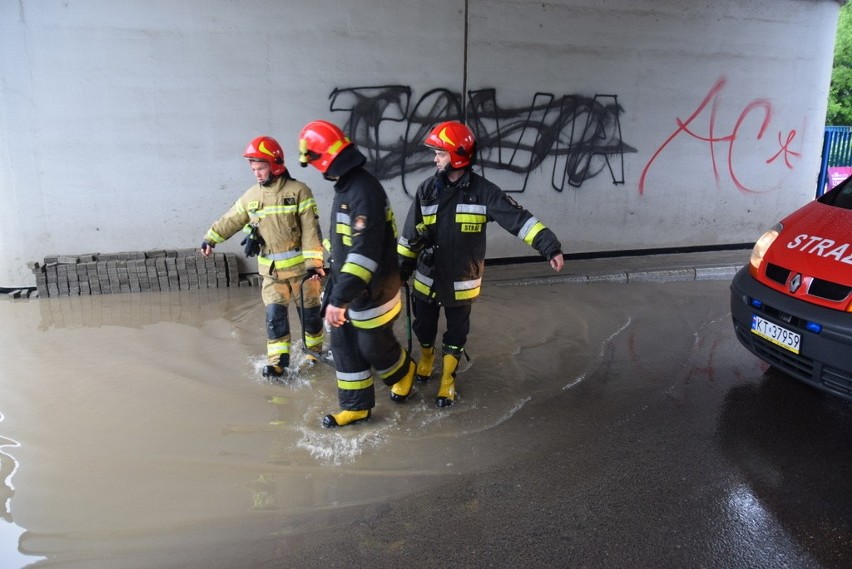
[{"xmin": 789, "ymin": 273, "xmax": 802, "ymax": 293}]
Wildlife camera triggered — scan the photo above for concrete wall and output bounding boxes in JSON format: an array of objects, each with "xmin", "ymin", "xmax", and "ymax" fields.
[{"xmin": 0, "ymin": 0, "xmax": 841, "ymax": 287}]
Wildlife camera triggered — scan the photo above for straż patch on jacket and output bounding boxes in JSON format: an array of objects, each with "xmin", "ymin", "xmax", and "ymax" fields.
[{"xmin": 502, "ymin": 194, "xmax": 523, "ymax": 210}]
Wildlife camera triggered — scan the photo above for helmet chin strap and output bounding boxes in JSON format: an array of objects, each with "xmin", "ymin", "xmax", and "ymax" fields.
[
  {"xmin": 434, "ymin": 169, "xmax": 450, "ymax": 194},
  {"xmin": 436, "ymin": 162, "xmax": 458, "ymax": 176},
  {"xmin": 437, "ymin": 165, "xmax": 465, "ymax": 186},
  {"xmin": 260, "ymin": 173, "xmax": 278, "ymax": 187}
]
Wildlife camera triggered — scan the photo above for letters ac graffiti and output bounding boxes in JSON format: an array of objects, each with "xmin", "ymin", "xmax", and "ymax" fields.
[
  {"xmin": 328, "ymin": 85, "xmax": 636, "ymax": 195},
  {"xmin": 639, "ymin": 76, "xmax": 802, "ymax": 195}
]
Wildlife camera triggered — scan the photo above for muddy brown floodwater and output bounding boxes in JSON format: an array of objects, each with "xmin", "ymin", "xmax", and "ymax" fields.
[
  {"xmin": 4, "ymin": 277, "xmax": 850, "ymax": 568},
  {"xmin": 1, "ymin": 281, "xmax": 622, "ymax": 568}
]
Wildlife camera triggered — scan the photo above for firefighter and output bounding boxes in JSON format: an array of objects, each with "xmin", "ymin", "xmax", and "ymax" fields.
[
  {"xmin": 201, "ymin": 136, "xmax": 325, "ymax": 379},
  {"xmin": 397, "ymin": 121, "xmax": 565, "ymax": 407},
  {"xmin": 298, "ymin": 120, "xmax": 416, "ymax": 428}
]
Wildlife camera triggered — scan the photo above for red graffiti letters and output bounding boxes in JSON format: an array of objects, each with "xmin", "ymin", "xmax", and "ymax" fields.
[{"xmin": 639, "ymin": 77, "xmax": 800, "ymax": 195}]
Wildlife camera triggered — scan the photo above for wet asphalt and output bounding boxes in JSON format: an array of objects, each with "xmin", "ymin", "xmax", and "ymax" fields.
[
  {"xmin": 168, "ymin": 248, "xmax": 851, "ymax": 569},
  {"xmin": 18, "ymin": 248, "xmax": 852, "ymax": 569}
]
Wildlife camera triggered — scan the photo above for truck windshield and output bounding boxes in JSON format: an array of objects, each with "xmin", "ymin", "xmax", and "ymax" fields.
[{"xmin": 820, "ymin": 177, "xmax": 852, "ymax": 209}]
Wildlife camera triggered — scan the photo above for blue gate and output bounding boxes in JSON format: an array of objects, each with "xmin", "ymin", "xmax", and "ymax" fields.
[{"xmin": 817, "ymin": 125, "xmax": 852, "ymax": 196}]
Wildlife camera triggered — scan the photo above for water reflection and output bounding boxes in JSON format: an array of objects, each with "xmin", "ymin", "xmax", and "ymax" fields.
[
  {"xmin": 1, "ymin": 418, "xmax": 15, "ymax": 522},
  {"xmin": 0, "ymin": 412, "xmax": 46, "ymax": 567},
  {"xmin": 36, "ymin": 288, "xmax": 258, "ymax": 331},
  {"xmin": 725, "ymin": 483, "xmax": 773, "ymax": 535},
  {"xmin": 716, "ymin": 369, "xmax": 852, "ymax": 567}
]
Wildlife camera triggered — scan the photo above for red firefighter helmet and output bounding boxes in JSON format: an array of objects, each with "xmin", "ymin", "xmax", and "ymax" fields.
[
  {"xmin": 243, "ymin": 136, "xmax": 286, "ymax": 176},
  {"xmin": 298, "ymin": 120, "xmax": 352, "ymax": 173},
  {"xmin": 424, "ymin": 121, "xmax": 476, "ymax": 169}
]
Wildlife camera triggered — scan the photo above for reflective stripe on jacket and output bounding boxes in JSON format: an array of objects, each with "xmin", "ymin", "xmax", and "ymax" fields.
[
  {"xmin": 398, "ymin": 170, "xmax": 562, "ymax": 307},
  {"xmin": 328, "ymin": 166, "xmax": 402, "ymax": 315},
  {"xmin": 204, "ymin": 173, "xmax": 324, "ymax": 278}
]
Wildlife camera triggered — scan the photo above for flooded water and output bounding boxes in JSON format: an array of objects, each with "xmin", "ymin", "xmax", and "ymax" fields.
[{"xmin": 0, "ymin": 280, "xmax": 631, "ymax": 568}]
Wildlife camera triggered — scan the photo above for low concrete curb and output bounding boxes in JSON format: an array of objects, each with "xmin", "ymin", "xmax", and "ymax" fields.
[{"xmin": 490, "ymin": 264, "xmax": 741, "ymax": 288}]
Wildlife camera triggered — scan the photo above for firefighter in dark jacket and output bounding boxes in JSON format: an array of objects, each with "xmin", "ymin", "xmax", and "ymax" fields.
[
  {"xmin": 201, "ymin": 136, "xmax": 325, "ymax": 379},
  {"xmin": 398, "ymin": 121, "xmax": 564, "ymax": 407},
  {"xmin": 298, "ymin": 120, "xmax": 416, "ymax": 428}
]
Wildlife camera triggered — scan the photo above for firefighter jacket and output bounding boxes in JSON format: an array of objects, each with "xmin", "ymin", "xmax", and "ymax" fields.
[
  {"xmin": 204, "ymin": 172, "xmax": 324, "ymax": 279},
  {"xmin": 398, "ymin": 169, "xmax": 562, "ymax": 307},
  {"xmin": 327, "ymin": 150, "xmax": 403, "ymax": 330}
]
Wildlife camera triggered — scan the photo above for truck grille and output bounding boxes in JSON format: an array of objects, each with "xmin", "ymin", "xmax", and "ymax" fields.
[
  {"xmin": 765, "ymin": 263, "xmax": 790, "ymax": 286},
  {"xmin": 764, "ymin": 263, "xmax": 852, "ymax": 303},
  {"xmin": 808, "ymin": 279, "xmax": 852, "ymax": 302}
]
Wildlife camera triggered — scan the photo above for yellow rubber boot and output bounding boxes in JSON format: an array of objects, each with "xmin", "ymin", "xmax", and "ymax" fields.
[
  {"xmin": 436, "ymin": 353, "xmax": 459, "ymax": 408},
  {"xmin": 322, "ymin": 409, "xmax": 371, "ymax": 428},
  {"xmin": 415, "ymin": 345, "xmax": 435, "ymax": 382},
  {"xmin": 390, "ymin": 360, "xmax": 416, "ymax": 403},
  {"xmin": 303, "ymin": 330, "xmax": 325, "ymax": 367}
]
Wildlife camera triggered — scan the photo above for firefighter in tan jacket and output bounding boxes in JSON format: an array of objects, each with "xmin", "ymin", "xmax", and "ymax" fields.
[{"xmin": 201, "ymin": 136, "xmax": 325, "ymax": 379}]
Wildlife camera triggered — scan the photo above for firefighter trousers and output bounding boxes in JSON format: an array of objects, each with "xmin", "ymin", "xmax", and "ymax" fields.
[
  {"xmin": 412, "ymin": 297, "xmax": 472, "ymax": 353},
  {"xmin": 260, "ymin": 272, "xmax": 323, "ymax": 367},
  {"xmin": 329, "ymin": 318, "xmax": 412, "ymax": 411}
]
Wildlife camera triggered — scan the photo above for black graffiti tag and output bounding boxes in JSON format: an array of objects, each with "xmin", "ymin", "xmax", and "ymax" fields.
[{"xmin": 328, "ymin": 85, "xmax": 635, "ymax": 195}]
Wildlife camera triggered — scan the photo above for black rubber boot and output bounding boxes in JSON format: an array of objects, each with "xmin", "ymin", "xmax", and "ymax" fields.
[
  {"xmin": 262, "ymin": 365, "xmax": 285, "ymax": 379},
  {"xmin": 262, "ymin": 354, "xmax": 289, "ymax": 380}
]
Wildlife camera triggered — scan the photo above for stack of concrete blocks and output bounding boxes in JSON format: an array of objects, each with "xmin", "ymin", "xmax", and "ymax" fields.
[{"xmin": 28, "ymin": 249, "xmax": 241, "ymax": 298}]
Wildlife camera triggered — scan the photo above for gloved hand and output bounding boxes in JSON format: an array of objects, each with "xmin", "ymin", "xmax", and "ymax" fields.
[
  {"xmin": 399, "ymin": 266, "xmax": 413, "ymax": 282},
  {"xmin": 407, "ymin": 222, "xmax": 432, "ymax": 253},
  {"xmin": 200, "ymin": 241, "xmax": 215, "ymax": 256},
  {"xmin": 306, "ymin": 267, "xmax": 326, "ymax": 279},
  {"xmin": 240, "ymin": 225, "xmax": 265, "ymax": 257}
]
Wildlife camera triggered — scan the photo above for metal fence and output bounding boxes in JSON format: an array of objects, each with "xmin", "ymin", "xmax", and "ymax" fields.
[{"xmin": 818, "ymin": 125, "xmax": 852, "ymax": 196}]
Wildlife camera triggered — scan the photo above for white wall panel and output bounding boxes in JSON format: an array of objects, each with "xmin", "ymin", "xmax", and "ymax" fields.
[{"xmin": 0, "ymin": 0, "xmax": 840, "ymax": 286}]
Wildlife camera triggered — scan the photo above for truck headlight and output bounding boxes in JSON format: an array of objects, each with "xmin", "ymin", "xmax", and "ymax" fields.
[{"xmin": 749, "ymin": 223, "xmax": 782, "ymax": 275}]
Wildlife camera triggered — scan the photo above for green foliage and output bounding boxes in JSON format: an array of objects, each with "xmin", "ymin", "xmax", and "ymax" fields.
[{"xmin": 828, "ymin": 2, "xmax": 852, "ymax": 125}]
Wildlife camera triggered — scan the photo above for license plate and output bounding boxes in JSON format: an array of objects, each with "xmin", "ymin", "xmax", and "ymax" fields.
[{"xmin": 751, "ymin": 314, "xmax": 801, "ymax": 354}]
